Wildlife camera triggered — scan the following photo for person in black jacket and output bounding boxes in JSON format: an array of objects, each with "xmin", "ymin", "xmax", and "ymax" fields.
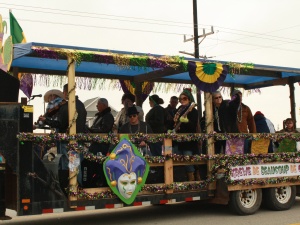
[
  {"xmin": 83, "ymin": 98, "xmax": 114, "ymax": 188},
  {"xmin": 164, "ymin": 96, "xmax": 179, "ymax": 132},
  {"xmin": 40, "ymin": 84, "xmax": 87, "ymax": 134},
  {"xmin": 39, "ymin": 83, "xmax": 87, "ymax": 190},
  {"xmin": 146, "ymin": 94, "xmax": 165, "ymax": 133},
  {"xmin": 145, "ymin": 94, "xmax": 165, "ymax": 156},
  {"xmin": 120, "ymin": 106, "xmax": 153, "ymax": 156},
  {"xmin": 173, "ymin": 88, "xmax": 198, "ymax": 181},
  {"xmin": 88, "ymin": 98, "xmax": 114, "ymax": 156}
]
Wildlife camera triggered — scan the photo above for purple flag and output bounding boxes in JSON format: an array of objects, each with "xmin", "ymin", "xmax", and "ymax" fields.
[
  {"xmin": 225, "ymin": 138, "xmax": 245, "ymax": 155},
  {"xmin": 19, "ymin": 73, "xmax": 33, "ymax": 98}
]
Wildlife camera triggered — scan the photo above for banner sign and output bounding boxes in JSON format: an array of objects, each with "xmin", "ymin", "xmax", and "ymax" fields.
[{"xmin": 230, "ymin": 163, "xmax": 300, "ymax": 180}]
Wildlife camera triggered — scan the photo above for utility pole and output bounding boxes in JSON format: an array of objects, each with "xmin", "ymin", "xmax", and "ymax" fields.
[
  {"xmin": 193, "ymin": 0, "xmax": 199, "ymax": 59},
  {"xmin": 179, "ymin": 0, "xmax": 214, "ymax": 118},
  {"xmin": 193, "ymin": 0, "xmax": 202, "ymax": 125}
]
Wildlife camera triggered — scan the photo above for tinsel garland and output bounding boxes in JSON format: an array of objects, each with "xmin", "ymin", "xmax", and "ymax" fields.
[
  {"xmin": 67, "ymin": 181, "xmax": 208, "ymax": 199},
  {"xmin": 17, "ymin": 132, "xmax": 300, "ymax": 198},
  {"xmin": 17, "ymin": 132, "xmax": 300, "ymax": 144},
  {"xmin": 227, "ymin": 176, "xmax": 300, "ymax": 186},
  {"xmin": 31, "ymin": 48, "xmax": 187, "ymax": 71},
  {"xmin": 227, "ymin": 62, "xmax": 254, "ymax": 77},
  {"xmin": 31, "ymin": 47, "xmax": 251, "ymax": 78},
  {"xmin": 66, "ymin": 175, "xmax": 300, "ymax": 200},
  {"xmin": 66, "ymin": 152, "xmax": 300, "ymax": 199},
  {"xmin": 30, "ymin": 47, "xmax": 256, "ymax": 93},
  {"xmin": 67, "ymin": 188, "xmax": 116, "ymax": 199}
]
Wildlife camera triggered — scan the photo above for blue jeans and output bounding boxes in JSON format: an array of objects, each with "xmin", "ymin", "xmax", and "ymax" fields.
[{"xmin": 174, "ymin": 148, "xmax": 195, "ymax": 172}]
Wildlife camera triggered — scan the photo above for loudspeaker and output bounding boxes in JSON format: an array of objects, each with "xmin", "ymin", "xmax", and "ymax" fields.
[{"xmin": 0, "ymin": 70, "xmax": 20, "ymax": 102}]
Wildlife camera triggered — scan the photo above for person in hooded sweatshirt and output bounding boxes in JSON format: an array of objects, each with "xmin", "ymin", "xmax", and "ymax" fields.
[{"xmin": 254, "ymin": 111, "xmax": 276, "ymax": 153}]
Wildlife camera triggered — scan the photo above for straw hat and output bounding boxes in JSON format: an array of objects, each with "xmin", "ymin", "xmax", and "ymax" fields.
[{"xmin": 44, "ymin": 89, "xmax": 64, "ymax": 102}]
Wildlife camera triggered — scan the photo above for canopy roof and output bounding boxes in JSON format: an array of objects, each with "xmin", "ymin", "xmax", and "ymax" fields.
[{"xmin": 11, "ymin": 42, "xmax": 300, "ymax": 90}]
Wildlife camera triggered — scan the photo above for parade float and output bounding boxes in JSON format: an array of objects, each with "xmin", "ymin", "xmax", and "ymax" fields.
[{"xmin": 1, "ymin": 13, "xmax": 300, "ymax": 217}]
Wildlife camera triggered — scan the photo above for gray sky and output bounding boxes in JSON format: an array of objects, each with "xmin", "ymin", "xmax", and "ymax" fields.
[{"xmin": 1, "ymin": 0, "xmax": 300, "ymax": 129}]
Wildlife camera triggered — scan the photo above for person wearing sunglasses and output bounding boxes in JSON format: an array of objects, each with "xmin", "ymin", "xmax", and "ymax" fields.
[
  {"xmin": 173, "ymin": 88, "xmax": 199, "ymax": 181},
  {"xmin": 114, "ymin": 93, "xmax": 144, "ymax": 132},
  {"xmin": 119, "ymin": 106, "xmax": 153, "ymax": 156},
  {"xmin": 211, "ymin": 91, "xmax": 227, "ymax": 154},
  {"xmin": 120, "ymin": 106, "xmax": 152, "ymax": 134}
]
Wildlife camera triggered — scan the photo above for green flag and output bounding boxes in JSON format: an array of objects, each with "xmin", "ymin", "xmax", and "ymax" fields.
[{"xmin": 9, "ymin": 11, "xmax": 27, "ymax": 44}]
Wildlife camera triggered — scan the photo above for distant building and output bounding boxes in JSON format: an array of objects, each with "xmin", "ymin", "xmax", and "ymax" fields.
[{"xmin": 83, "ymin": 97, "xmax": 119, "ymax": 127}]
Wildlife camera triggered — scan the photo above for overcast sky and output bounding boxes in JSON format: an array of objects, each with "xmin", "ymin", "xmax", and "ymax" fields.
[{"xmin": 1, "ymin": 0, "xmax": 300, "ymax": 129}]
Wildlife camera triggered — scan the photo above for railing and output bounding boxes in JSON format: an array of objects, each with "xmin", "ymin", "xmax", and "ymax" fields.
[{"xmin": 17, "ymin": 132, "xmax": 300, "ymax": 201}]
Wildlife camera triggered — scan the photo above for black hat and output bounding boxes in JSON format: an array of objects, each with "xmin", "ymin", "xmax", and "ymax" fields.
[{"xmin": 127, "ymin": 106, "xmax": 139, "ymax": 116}]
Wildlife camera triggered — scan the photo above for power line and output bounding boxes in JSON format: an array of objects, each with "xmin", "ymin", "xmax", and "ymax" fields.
[
  {"xmin": 3, "ymin": 1, "xmax": 300, "ymax": 52},
  {"xmin": 3, "ymin": 16, "xmax": 298, "ymax": 54},
  {"xmin": 1, "ymin": 6, "xmax": 194, "ymax": 30},
  {"xmin": 215, "ymin": 39, "xmax": 300, "ymax": 58},
  {"xmin": 182, "ymin": 32, "xmax": 300, "ymax": 58},
  {"xmin": 4, "ymin": 1, "xmax": 300, "ymax": 45},
  {"xmin": 215, "ymin": 24, "xmax": 300, "ymax": 43},
  {"xmin": 1, "ymin": 2, "xmax": 193, "ymax": 27},
  {"xmin": 3, "ymin": 17, "xmax": 185, "ymax": 36},
  {"xmin": 219, "ymin": 30, "xmax": 300, "ymax": 45}
]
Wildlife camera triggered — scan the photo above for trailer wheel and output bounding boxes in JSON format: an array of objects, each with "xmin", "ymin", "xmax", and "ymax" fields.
[
  {"xmin": 229, "ymin": 189, "xmax": 262, "ymax": 215},
  {"xmin": 263, "ymin": 186, "xmax": 296, "ymax": 211}
]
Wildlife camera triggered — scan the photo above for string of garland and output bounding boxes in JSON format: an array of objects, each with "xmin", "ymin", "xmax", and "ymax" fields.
[
  {"xmin": 30, "ymin": 47, "xmax": 257, "ymax": 93},
  {"xmin": 66, "ymin": 152, "xmax": 300, "ymax": 199},
  {"xmin": 17, "ymin": 132, "xmax": 300, "ymax": 144},
  {"xmin": 31, "ymin": 47, "xmax": 188, "ymax": 71},
  {"xmin": 36, "ymin": 139, "xmax": 300, "ymax": 198},
  {"xmin": 31, "ymin": 47, "xmax": 253, "ymax": 77},
  {"xmin": 66, "ymin": 175, "xmax": 300, "ymax": 200}
]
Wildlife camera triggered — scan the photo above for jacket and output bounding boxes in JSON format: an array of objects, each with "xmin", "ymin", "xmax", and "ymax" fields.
[
  {"xmin": 89, "ymin": 107, "xmax": 114, "ymax": 133},
  {"xmin": 237, "ymin": 103, "xmax": 256, "ymax": 133},
  {"xmin": 45, "ymin": 96, "xmax": 87, "ymax": 133},
  {"xmin": 145, "ymin": 105, "xmax": 165, "ymax": 133},
  {"xmin": 175, "ymin": 104, "xmax": 199, "ymax": 153}
]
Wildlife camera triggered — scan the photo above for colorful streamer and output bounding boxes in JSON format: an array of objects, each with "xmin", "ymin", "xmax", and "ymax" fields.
[{"xmin": 120, "ymin": 80, "xmax": 154, "ymax": 103}]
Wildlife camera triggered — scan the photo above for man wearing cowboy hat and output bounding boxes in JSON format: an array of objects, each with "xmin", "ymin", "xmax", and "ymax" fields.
[
  {"xmin": 44, "ymin": 89, "xmax": 65, "ymax": 113},
  {"xmin": 39, "ymin": 84, "xmax": 87, "ymax": 191},
  {"xmin": 33, "ymin": 89, "xmax": 66, "ymax": 130}
]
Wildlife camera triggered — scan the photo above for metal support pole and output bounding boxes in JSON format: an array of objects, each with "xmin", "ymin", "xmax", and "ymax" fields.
[
  {"xmin": 193, "ymin": 0, "xmax": 199, "ymax": 59},
  {"xmin": 288, "ymin": 78, "xmax": 296, "ymax": 127}
]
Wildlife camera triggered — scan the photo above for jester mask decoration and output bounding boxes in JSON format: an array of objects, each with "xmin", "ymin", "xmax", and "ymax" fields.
[{"xmin": 103, "ymin": 136, "xmax": 149, "ymax": 205}]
